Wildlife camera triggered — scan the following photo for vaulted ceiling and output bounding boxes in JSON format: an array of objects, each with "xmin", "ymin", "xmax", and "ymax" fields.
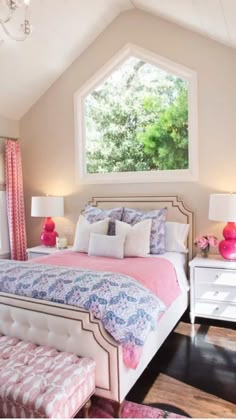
[{"xmin": 0, "ymin": 0, "xmax": 235, "ymax": 120}]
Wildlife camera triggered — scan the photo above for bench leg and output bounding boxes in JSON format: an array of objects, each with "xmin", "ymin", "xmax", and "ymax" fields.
[
  {"xmin": 82, "ymin": 398, "xmax": 92, "ymax": 418},
  {"xmin": 112, "ymin": 401, "xmax": 123, "ymax": 418}
]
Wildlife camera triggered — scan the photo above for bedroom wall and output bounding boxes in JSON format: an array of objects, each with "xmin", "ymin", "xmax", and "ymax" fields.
[
  {"xmin": 0, "ymin": 114, "xmax": 19, "ymax": 139},
  {"xmin": 0, "ymin": 113, "xmax": 19, "ymax": 179},
  {"xmin": 20, "ymin": 9, "xmax": 236, "ymax": 247}
]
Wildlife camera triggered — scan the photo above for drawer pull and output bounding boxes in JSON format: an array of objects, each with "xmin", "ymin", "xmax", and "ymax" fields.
[
  {"xmin": 215, "ymin": 275, "xmax": 219, "ymax": 280},
  {"xmin": 215, "ymin": 307, "xmax": 219, "ymax": 311},
  {"xmin": 214, "ymin": 291, "xmax": 219, "ymax": 296}
]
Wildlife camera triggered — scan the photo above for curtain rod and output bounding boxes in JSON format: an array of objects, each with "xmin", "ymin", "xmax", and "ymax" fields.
[{"xmin": 0, "ymin": 136, "xmax": 19, "ymax": 141}]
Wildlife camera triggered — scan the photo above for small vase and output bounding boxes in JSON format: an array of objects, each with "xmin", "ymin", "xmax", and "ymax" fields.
[{"xmin": 201, "ymin": 246, "xmax": 209, "ymax": 258}]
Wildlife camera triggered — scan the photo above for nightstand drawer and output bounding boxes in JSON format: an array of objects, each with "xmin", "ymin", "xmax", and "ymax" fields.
[
  {"xmin": 194, "ymin": 267, "xmax": 236, "ymax": 285},
  {"xmin": 195, "ymin": 300, "xmax": 236, "ymax": 320},
  {"xmin": 190, "ymin": 257, "xmax": 236, "ymax": 323},
  {"xmin": 195, "ymin": 283, "xmax": 236, "ymax": 303}
]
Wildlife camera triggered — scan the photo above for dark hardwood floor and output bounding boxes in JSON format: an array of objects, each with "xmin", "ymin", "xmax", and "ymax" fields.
[{"xmin": 127, "ymin": 314, "xmax": 236, "ymax": 418}]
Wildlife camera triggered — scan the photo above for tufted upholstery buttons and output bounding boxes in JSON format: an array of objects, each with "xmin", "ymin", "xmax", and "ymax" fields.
[{"xmin": 0, "ymin": 334, "xmax": 95, "ymax": 418}]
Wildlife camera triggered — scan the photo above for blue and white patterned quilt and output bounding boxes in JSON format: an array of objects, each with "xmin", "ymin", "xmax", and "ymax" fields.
[{"xmin": 0, "ymin": 260, "xmax": 166, "ymax": 367}]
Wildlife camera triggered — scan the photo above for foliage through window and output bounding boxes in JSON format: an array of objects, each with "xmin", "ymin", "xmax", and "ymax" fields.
[{"xmin": 84, "ymin": 56, "xmax": 189, "ymax": 174}]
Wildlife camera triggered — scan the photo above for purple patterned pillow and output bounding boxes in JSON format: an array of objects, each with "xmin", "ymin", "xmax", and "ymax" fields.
[
  {"xmin": 122, "ymin": 207, "xmax": 167, "ymax": 254},
  {"xmin": 83, "ymin": 205, "xmax": 124, "ymax": 235}
]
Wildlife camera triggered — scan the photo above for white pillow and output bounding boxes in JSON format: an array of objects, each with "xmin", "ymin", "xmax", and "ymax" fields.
[
  {"xmin": 88, "ymin": 233, "xmax": 125, "ymax": 259},
  {"xmin": 116, "ymin": 219, "xmax": 152, "ymax": 257},
  {"xmin": 73, "ymin": 215, "xmax": 109, "ymax": 253},
  {"xmin": 165, "ymin": 222, "xmax": 189, "ymax": 253}
]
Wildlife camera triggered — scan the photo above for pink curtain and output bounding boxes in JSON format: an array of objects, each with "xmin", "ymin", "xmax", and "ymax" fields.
[{"xmin": 5, "ymin": 140, "xmax": 27, "ymax": 261}]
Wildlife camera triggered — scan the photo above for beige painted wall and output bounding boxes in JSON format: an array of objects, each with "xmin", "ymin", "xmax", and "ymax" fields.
[
  {"xmin": 20, "ymin": 9, "xmax": 236, "ymax": 248},
  {"xmin": 0, "ymin": 114, "xmax": 19, "ymax": 140},
  {"xmin": 0, "ymin": 113, "xmax": 19, "ymax": 171}
]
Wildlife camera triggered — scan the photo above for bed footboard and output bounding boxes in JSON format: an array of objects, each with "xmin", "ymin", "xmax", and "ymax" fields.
[
  {"xmin": 0, "ymin": 290, "xmax": 188, "ymax": 403},
  {"xmin": 0, "ymin": 293, "xmax": 122, "ymax": 402}
]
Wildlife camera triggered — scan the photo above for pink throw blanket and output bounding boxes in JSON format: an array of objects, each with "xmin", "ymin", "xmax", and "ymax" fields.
[
  {"xmin": 33, "ymin": 251, "xmax": 180, "ymax": 309},
  {"xmin": 31, "ymin": 251, "xmax": 181, "ymax": 368}
]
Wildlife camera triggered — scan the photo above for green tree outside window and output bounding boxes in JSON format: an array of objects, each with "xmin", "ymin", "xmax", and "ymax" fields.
[{"xmin": 85, "ymin": 57, "xmax": 188, "ymax": 174}]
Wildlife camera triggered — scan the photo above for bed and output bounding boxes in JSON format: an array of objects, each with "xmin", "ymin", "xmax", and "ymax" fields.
[{"xmin": 0, "ymin": 195, "xmax": 194, "ymax": 406}]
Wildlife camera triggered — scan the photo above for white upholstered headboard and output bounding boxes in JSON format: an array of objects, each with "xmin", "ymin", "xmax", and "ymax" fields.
[{"xmin": 89, "ymin": 195, "xmax": 194, "ymax": 262}]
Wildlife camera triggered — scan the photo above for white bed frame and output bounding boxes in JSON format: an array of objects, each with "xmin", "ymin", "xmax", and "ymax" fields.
[{"xmin": 0, "ymin": 196, "xmax": 194, "ymax": 405}]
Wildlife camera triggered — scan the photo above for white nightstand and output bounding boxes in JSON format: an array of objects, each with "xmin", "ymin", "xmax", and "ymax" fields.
[
  {"xmin": 189, "ymin": 255, "xmax": 236, "ymax": 324},
  {"xmin": 27, "ymin": 245, "xmax": 71, "ymax": 260}
]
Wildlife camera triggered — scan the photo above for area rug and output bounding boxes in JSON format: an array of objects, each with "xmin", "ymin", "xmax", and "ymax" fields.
[{"xmin": 89, "ymin": 397, "xmax": 187, "ymax": 418}]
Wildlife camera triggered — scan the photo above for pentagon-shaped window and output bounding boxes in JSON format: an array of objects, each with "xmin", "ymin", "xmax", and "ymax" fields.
[{"xmin": 74, "ymin": 45, "xmax": 198, "ymax": 184}]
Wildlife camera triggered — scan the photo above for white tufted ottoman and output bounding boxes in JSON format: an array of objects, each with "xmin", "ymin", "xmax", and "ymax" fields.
[{"xmin": 0, "ymin": 335, "xmax": 96, "ymax": 418}]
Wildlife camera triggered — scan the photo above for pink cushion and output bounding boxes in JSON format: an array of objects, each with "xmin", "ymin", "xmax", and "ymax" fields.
[{"xmin": 0, "ymin": 335, "xmax": 95, "ymax": 418}]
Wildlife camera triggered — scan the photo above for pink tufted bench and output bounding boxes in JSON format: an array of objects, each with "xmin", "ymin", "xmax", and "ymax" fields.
[{"xmin": 0, "ymin": 335, "xmax": 96, "ymax": 418}]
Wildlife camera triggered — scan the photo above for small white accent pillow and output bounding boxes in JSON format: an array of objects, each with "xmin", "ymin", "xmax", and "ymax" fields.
[
  {"xmin": 88, "ymin": 233, "xmax": 125, "ymax": 259},
  {"xmin": 165, "ymin": 222, "xmax": 189, "ymax": 253},
  {"xmin": 73, "ymin": 215, "xmax": 109, "ymax": 253},
  {"xmin": 116, "ymin": 219, "xmax": 152, "ymax": 257}
]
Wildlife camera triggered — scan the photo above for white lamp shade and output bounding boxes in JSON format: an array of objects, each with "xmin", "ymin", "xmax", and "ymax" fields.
[
  {"xmin": 31, "ymin": 196, "xmax": 64, "ymax": 217},
  {"xmin": 209, "ymin": 194, "xmax": 236, "ymax": 222}
]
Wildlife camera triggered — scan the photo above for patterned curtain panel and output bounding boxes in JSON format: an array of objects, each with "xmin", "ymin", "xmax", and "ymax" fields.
[
  {"xmin": 0, "ymin": 142, "xmax": 10, "ymax": 257},
  {"xmin": 0, "ymin": 143, "xmax": 6, "ymax": 191},
  {"xmin": 5, "ymin": 140, "xmax": 27, "ymax": 261}
]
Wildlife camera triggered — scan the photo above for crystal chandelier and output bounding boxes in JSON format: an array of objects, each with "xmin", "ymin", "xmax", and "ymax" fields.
[{"xmin": 0, "ymin": 0, "xmax": 32, "ymax": 41}]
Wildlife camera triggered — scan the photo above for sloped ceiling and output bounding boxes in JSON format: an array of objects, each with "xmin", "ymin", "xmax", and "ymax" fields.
[
  {"xmin": 0, "ymin": 0, "xmax": 133, "ymax": 120},
  {"xmin": 0, "ymin": 0, "xmax": 236, "ymax": 120}
]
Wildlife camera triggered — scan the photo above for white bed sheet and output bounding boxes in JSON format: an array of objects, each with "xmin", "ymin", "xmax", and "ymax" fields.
[{"xmin": 148, "ymin": 251, "xmax": 189, "ymax": 292}]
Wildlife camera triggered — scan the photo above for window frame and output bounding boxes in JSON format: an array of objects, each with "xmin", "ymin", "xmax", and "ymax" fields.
[{"xmin": 74, "ymin": 43, "xmax": 198, "ymax": 184}]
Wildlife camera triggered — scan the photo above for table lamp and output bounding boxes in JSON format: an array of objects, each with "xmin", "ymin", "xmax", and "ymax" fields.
[
  {"xmin": 31, "ymin": 196, "xmax": 64, "ymax": 247},
  {"xmin": 209, "ymin": 193, "xmax": 236, "ymax": 260}
]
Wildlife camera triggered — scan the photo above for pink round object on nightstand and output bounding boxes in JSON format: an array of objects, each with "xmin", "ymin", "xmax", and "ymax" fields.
[
  {"xmin": 219, "ymin": 222, "xmax": 236, "ymax": 260},
  {"xmin": 40, "ymin": 217, "xmax": 58, "ymax": 247}
]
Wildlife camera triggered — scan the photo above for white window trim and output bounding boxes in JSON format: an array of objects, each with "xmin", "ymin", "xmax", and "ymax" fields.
[{"xmin": 74, "ymin": 43, "xmax": 198, "ymax": 184}]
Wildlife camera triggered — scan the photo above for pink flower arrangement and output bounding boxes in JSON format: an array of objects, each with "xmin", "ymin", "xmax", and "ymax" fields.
[{"xmin": 194, "ymin": 235, "xmax": 218, "ymax": 250}]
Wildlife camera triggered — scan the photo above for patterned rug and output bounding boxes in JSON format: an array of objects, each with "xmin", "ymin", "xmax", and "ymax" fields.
[{"xmin": 89, "ymin": 397, "xmax": 188, "ymax": 418}]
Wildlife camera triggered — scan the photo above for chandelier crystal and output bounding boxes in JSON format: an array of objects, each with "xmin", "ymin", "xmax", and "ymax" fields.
[{"xmin": 0, "ymin": 0, "xmax": 32, "ymax": 41}]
